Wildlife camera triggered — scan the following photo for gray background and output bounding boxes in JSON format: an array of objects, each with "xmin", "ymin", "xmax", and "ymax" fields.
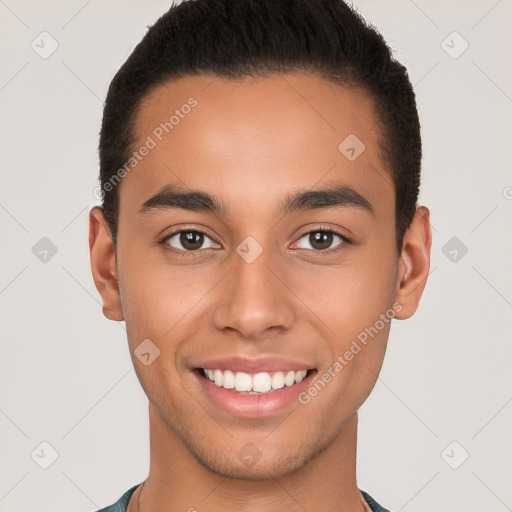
[{"xmin": 1, "ymin": 1, "xmax": 511, "ymax": 511}]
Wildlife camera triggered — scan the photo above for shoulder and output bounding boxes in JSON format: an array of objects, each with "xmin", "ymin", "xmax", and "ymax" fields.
[
  {"xmin": 94, "ymin": 484, "xmax": 140, "ymax": 512},
  {"xmin": 360, "ymin": 489, "xmax": 393, "ymax": 512}
]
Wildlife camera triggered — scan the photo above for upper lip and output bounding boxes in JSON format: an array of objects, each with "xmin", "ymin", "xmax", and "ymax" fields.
[{"xmin": 195, "ymin": 356, "xmax": 316, "ymax": 374}]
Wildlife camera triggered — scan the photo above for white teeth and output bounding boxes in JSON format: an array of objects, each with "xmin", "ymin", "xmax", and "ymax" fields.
[
  {"xmin": 222, "ymin": 370, "xmax": 235, "ymax": 389},
  {"xmin": 253, "ymin": 372, "xmax": 272, "ymax": 393},
  {"xmin": 214, "ymin": 369, "xmax": 223, "ymax": 387},
  {"xmin": 202, "ymin": 368, "xmax": 309, "ymax": 393},
  {"xmin": 284, "ymin": 370, "xmax": 296, "ymax": 386},
  {"xmin": 271, "ymin": 371, "xmax": 285, "ymax": 390},
  {"xmin": 234, "ymin": 372, "xmax": 252, "ymax": 391}
]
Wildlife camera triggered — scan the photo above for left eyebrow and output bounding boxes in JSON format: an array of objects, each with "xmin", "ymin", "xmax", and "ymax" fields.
[{"xmin": 279, "ymin": 184, "xmax": 374, "ymax": 216}]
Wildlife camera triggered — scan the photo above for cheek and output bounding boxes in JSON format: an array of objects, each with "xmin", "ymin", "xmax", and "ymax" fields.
[
  {"xmin": 116, "ymin": 245, "xmax": 169, "ymax": 344},
  {"xmin": 117, "ymin": 249, "xmax": 213, "ymax": 350},
  {"xmin": 300, "ymin": 318, "xmax": 391, "ymax": 418},
  {"xmin": 298, "ymin": 252, "xmax": 397, "ymax": 334},
  {"xmin": 295, "ymin": 242, "xmax": 397, "ymax": 388}
]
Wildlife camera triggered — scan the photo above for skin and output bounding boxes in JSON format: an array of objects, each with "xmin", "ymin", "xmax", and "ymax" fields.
[{"xmin": 89, "ymin": 72, "xmax": 431, "ymax": 511}]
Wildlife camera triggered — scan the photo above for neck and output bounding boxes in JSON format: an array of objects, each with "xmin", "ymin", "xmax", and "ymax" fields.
[{"xmin": 131, "ymin": 404, "xmax": 365, "ymax": 512}]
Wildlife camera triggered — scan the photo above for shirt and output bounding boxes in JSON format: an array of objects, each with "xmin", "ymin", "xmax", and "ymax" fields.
[{"xmin": 95, "ymin": 483, "xmax": 391, "ymax": 512}]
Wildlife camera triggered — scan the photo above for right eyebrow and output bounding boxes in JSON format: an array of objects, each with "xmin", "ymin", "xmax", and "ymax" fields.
[{"xmin": 138, "ymin": 184, "xmax": 228, "ymax": 216}]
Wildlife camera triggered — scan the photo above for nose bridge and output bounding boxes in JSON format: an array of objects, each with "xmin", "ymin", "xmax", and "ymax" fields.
[{"xmin": 212, "ymin": 241, "xmax": 295, "ymax": 337}]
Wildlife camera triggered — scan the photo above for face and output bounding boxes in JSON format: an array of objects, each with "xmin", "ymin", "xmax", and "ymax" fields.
[{"xmin": 90, "ymin": 72, "xmax": 430, "ymax": 480}]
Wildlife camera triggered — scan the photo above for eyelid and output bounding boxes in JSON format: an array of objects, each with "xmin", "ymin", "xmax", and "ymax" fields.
[
  {"xmin": 159, "ymin": 224, "xmax": 217, "ymax": 241},
  {"xmin": 298, "ymin": 225, "xmax": 351, "ymax": 241}
]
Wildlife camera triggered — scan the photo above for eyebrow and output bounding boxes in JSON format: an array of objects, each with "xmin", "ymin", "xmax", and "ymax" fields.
[
  {"xmin": 139, "ymin": 184, "xmax": 229, "ymax": 215},
  {"xmin": 138, "ymin": 183, "xmax": 374, "ymax": 216},
  {"xmin": 280, "ymin": 184, "xmax": 374, "ymax": 216}
]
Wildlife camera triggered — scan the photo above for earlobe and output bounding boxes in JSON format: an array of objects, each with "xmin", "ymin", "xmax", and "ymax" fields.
[
  {"xmin": 88, "ymin": 206, "xmax": 124, "ymax": 322},
  {"xmin": 394, "ymin": 206, "xmax": 432, "ymax": 320}
]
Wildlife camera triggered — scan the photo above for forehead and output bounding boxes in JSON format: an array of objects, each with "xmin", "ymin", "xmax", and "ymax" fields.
[{"xmin": 120, "ymin": 72, "xmax": 393, "ymax": 216}]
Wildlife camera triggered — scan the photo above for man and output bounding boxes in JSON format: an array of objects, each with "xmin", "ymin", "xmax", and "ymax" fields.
[{"xmin": 89, "ymin": 0, "xmax": 431, "ymax": 510}]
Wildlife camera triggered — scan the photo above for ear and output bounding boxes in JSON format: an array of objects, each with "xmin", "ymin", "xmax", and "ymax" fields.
[
  {"xmin": 88, "ymin": 206, "xmax": 124, "ymax": 322},
  {"xmin": 394, "ymin": 206, "xmax": 432, "ymax": 320}
]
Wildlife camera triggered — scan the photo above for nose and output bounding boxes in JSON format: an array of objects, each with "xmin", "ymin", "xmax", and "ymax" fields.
[{"xmin": 212, "ymin": 246, "xmax": 295, "ymax": 339}]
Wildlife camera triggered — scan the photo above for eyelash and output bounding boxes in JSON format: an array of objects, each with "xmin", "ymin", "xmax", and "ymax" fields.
[{"xmin": 158, "ymin": 225, "xmax": 352, "ymax": 258}]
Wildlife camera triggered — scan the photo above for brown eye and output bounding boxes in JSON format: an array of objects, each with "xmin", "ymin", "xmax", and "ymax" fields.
[
  {"xmin": 164, "ymin": 230, "xmax": 217, "ymax": 251},
  {"xmin": 180, "ymin": 231, "xmax": 204, "ymax": 250},
  {"xmin": 309, "ymin": 231, "xmax": 333, "ymax": 250},
  {"xmin": 295, "ymin": 230, "xmax": 346, "ymax": 251}
]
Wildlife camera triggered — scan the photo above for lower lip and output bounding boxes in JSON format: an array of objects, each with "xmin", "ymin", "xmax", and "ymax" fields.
[{"xmin": 194, "ymin": 369, "xmax": 317, "ymax": 418}]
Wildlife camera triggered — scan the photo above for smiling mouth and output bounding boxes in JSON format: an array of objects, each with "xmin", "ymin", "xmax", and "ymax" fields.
[{"xmin": 195, "ymin": 367, "xmax": 317, "ymax": 395}]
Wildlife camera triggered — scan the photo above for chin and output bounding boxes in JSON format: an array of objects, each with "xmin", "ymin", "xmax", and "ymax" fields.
[
  {"xmin": 185, "ymin": 435, "xmax": 320, "ymax": 481},
  {"xmin": 200, "ymin": 454, "xmax": 308, "ymax": 481}
]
